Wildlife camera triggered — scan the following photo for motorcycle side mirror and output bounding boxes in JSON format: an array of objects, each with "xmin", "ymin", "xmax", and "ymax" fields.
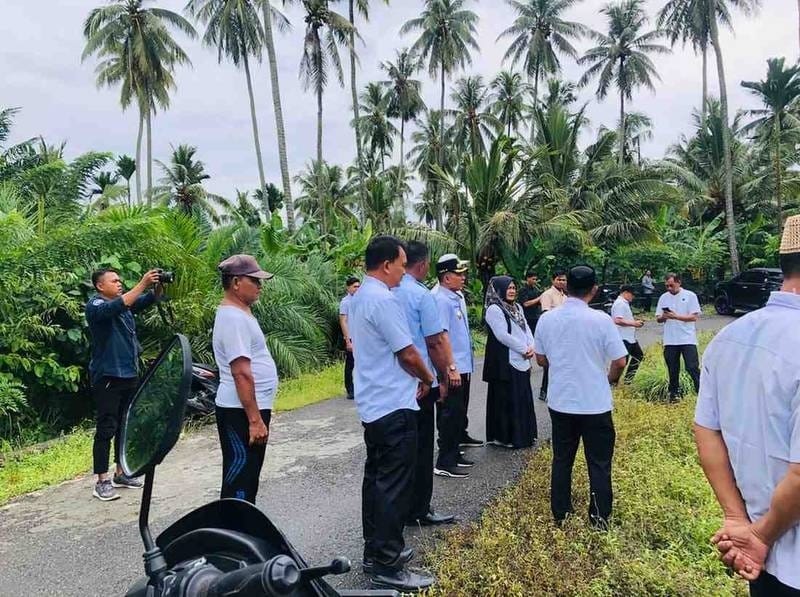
[{"xmin": 119, "ymin": 333, "xmax": 193, "ymax": 589}]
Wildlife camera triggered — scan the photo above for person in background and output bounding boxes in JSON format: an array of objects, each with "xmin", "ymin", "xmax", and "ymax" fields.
[
  {"xmin": 433, "ymin": 253, "xmax": 480, "ymax": 479},
  {"xmin": 611, "ymin": 285, "xmax": 645, "ymax": 383},
  {"xmin": 536, "ymin": 270, "xmax": 567, "ymax": 402},
  {"xmin": 695, "ymin": 215, "xmax": 800, "ymax": 596},
  {"xmin": 483, "ymin": 276, "xmax": 537, "ymax": 449},
  {"xmin": 86, "ymin": 267, "xmax": 163, "ymax": 501},
  {"xmin": 518, "ymin": 270, "xmax": 543, "ymax": 334},
  {"xmin": 641, "ymin": 269, "xmax": 655, "ymax": 312},
  {"xmin": 393, "ymin": 241, "xmax": 457, "ymax": 529},
  {"xmin": 339, "ymin": 276, "xmax": 361, "ymax": 400},
  {"xmin": 656, "ymin": 273, "xmax": 701, "ymax": 402},
  {"xmin": 213, "ymin": 255, "xmax": 277, "ymax": 504},
  {"xmin": 534, "ymin": 265, "xmax": 628, "ymax": 528},
  {"xmin": 349, "ymin": 235, "xmax": 436, "ymax": 593}
]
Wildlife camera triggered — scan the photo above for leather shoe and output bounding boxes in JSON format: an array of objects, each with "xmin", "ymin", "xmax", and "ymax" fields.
[
  {"xmin": 362, "ymin": 547, "xmax": 414, "ymax": 574},
  {"xmin": 408, "ymin": 511, "xmax": 456, "ymax": 526},
  {"xmin": 369, "ymin": 567, "xmax": 435, "ymax": 592}
]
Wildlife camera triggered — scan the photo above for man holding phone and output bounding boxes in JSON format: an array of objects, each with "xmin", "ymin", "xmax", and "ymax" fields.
[{"xmin": 656, "ymin": 273, "xmax": 701, "ymax": 402}]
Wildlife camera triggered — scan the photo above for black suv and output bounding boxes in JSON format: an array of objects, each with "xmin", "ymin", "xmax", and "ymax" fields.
[{"xmin": 714, "ymin": 268, "xmax": 783, "ymax": 315}]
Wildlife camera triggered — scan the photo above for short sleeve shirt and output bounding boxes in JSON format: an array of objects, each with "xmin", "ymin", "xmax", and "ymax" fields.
[
  {"xmin": 534, "ymin": 298, "xmax": 628, "ymax": 414},
  {"xmin": 339, "ymin": 294, "xmax": 351, "ymax": 316},
  {"xmin": 656, "ymin": 288, "xmax": 701, "ymax": 345},
  {"xmin": 611, "ymin": 296, "xmax": 636, "ymax": 343},
  {"xmin": 433, "ymin": 286, "xmax": 474, "ymax": 374},
  {"xmin": 695, "ymin": 292, "xmax": 800, "ymax": 589},
  {"xmin": 349, "ymin": 276, "xmax": 418, "ymax": 423},
  {"xmin": 540, "ymin": 286, "xmax": 566, "ymax": 312},
  {"xmin": 517, "ymin": 285, "xmax": 542, "ymax": 323},
  {"xmin": 393, "ymin": 273, "xmax": 443, "ymax": 376},
  {"xmin": 213, "ymin": 306, "xmax": 279, "ymax": 410}
]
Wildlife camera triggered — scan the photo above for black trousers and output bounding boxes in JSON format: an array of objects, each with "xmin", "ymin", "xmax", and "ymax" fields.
[
  {"xmin": 750, "ymin": 572, "xmax": 800, "ymax": 596},
  {"xmin": 216, "ymin": 406, "xmax": 272, "ymax": 504},
  {"xmin": 362, "ymin": 409, "xmax": 417, "ymax": 569},
  {"xmin": 663, "ymin": 344, "xmax": 700, "ymax": 398},
  {"xmin": 92, "ymin": 376, "xmax": 139, "ymax": 475},
  {"xmin": 539, "ymin": 366, "xmax": 549, "ymax": 398},
  {"xmin": 642, "ymin": 294, "xmax": 653, "ymax": 312},
  {"xmin": 409, "ymin": 388, "xmax": 437, "ymax": 521},
  {"xmin": 435, "ymin": 374, "xmax": 468, "ymax": 468},
  {"xmin": 623, "ymin": 340, "xmax": 644, "ymax": 383},
  {"xmin": 549, "ymin": 409, "xmax": 615, "ymax": 525},
  {"xmin": 344, "ymin": 350, "xmax": 354, "ymax": 397}
]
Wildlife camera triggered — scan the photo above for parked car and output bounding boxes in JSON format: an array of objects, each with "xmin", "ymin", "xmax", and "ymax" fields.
[
  {"xmin": 714, "ymin": 268, "xmax": 783, "ymax": 315},
  {"xmin": 590, "ymin": 284, "xmax": 619, "ymax": 314}
]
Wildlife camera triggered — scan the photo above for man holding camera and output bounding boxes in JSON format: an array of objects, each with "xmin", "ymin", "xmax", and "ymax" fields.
[{"xmin": 86, "ymin": 267, "xmax": 164, "ymax": 501}]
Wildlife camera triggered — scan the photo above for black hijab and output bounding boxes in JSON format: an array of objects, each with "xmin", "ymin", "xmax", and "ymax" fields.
[{"xmin": 485, "ymin": 275, "xmax": 527, "ymax": 330}]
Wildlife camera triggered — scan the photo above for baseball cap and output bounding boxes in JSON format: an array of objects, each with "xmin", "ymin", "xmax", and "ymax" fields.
[
  {"xmin": 218, "ymin": 254, "xmax": 274, "ymax": 279},
  {"xmin": 436, "ymin": 253, "xmax": 469, "ymax": 275}
]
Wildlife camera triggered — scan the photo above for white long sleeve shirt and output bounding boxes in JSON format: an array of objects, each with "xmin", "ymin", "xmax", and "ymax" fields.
[{"xmin": 485, "ymin": 304, "xmax": 534, "ymax": 372}]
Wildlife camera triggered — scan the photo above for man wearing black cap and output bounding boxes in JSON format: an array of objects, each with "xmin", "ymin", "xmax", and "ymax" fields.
[
  {"xmin": 534, "ymin": 265, "xmax": 628, "ymax": 527},
  {"xmin": 213, "ymin": 254, "xmax": 277, "ymax": 504},
  {"xmin": 611, "ymin": 285, "xmax": 645, "ymax": 383}
]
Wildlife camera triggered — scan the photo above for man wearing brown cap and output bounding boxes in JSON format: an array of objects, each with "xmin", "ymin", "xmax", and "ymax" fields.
[
  {"xmin": 695, "ymin": 216, "xmax": 800, "ymax": 595},
  {"xmin": 213, "ymin": 254, "xmax": 276, "ymax": 504}
]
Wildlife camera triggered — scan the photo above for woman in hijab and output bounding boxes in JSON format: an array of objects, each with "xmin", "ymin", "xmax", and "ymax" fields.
[{"xmin": 482, "ymin": 275, "xmax": 538, "ymax": 448}]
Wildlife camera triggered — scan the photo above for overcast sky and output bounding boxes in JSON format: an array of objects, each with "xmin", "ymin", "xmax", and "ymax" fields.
[{"xmin": 1, "ymin": 0, "xmax": 797, "ymax": 199}]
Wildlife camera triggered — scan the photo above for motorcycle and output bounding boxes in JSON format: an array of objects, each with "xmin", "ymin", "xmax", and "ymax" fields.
[
  {"xmin": 187, "ymin": 363, "xmax": 218, "ymax": 417},
  {"xmin": 120, "ymin": 334, "xmax": 397, "ymax": 597}
]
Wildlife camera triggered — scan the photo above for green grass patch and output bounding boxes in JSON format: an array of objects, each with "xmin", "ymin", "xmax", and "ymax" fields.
[
  {"xmin": 0, "ymin": 361, "xmax": 348, "ymax": 506},
  {"xmin": 424, "ymin": 389, "xmax": 746, "ymax": 596}
]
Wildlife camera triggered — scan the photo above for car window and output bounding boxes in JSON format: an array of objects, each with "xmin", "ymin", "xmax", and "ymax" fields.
[{"xmin": 739, "ymin": 271, "xmax": 766, "ymax": 283}]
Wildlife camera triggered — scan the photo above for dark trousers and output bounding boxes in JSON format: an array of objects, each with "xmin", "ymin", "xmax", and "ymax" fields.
[
  {"xmin": 362, "ymin": 409, "xmax": 417, "ymax": 569},
  {"xmin": 435, "ymin": 374, "xmax": 468, "ymax": 468},
  {"xmin": 549, "ymin": 409, "xmax": 615, "ymax": 525},
  {"xmin": 642, "ymin": 294, "xmax": 653, "ymax": 312},
  {"xmin": 539, "ymin": 367, "xmax": 549, "ymax": 398},
  {"xmin": 92, "ymin": 376, "xmax": 139, "ymax": 475},
  {"xmin": 460, "ymin": 374, "xmax": 472, "ymax": 441},
  {"xmin": 216, "ymin": 406, "xmax": 271, "ymax": 504},
  {"xmin": 750, "ymin": 572, "xmax": 800, "ymax": 597},
  {"xmin": 623, "ymin": 340, "xmax": 644, "ymax": 383},
  {"xmin": 344, "ymin": 350, "xmax": 354, "ymax": 397},
  {"xmin": 409, "ymin": 388, "xmax": 437, "ymax": 520},
  {"xmin": 663, "ymin": 344, "xmax": 700, "ymax": 398}
]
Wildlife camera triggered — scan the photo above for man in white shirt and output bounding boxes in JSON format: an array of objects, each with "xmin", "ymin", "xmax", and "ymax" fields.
[
  {"xmin": 656, "ymin": 273, "xmax": 701, "ymax": 402},
  {"xmin": 534, "ymin": 265, "xmax": 628, "ymax": 527},
  {"xmin": 611, "ymin": 285, "xmax": 644, "ymax": 383},
  {"xmin": 213, "ymin": 254, "xmax": 278, "ymax": 504},
  {"xmin": 695, "ymin": 215, "xmax": 800, "ymax": 596},
  {"xmin": 339, "ymin": 276, "xmax": 360, "ymax": 399}
]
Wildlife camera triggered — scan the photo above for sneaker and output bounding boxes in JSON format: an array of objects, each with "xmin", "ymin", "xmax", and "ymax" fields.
[
  {"xmin": 93, "ymin": 480, "xmax": 120, "ymax": 501},
  {"xmin": 112, "ymin": 473, "xmax": 143, "ymax": 489},
  {"xmin": 456, "ymin": 455, "xmax": 474, "ymax": 468},
  {"xmin": 459, "ymin": 436, "xmax": 484, "ymax": 448},
  {"xmin": 434, "ymin": 466, "xmax": 470, "ymax": 478},
  {"xmin": 362, "ymin": 547, "xmax": 414, "ymax": 574},
  {"xmin": 370, "ymin": 567, "xmax": 435, "ymax": 592},
  {"xmin": 346, "ymin": 394, "xmax": 355, "ymax": 400},
  {"xmin": 538, "ymin": 392, "xmax": 547, "ymax": 402}
]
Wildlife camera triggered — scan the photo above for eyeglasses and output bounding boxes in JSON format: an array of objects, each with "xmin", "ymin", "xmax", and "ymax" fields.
[{"xmin": 239, "ymin": 275, "xmax": 262, "ymax": 287}]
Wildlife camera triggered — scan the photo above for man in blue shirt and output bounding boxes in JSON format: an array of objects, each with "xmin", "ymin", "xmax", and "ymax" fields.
[
  {"xmin": 393, "ymin": 241, "xmax": 460, "ymax": 527},
  {"xmin": 85, "ymin": 267, "xmax": 163, "ymax": 501},
  {"xmin": 338, "ymin": 276, "xmax": 361, "ymax": 399},
  {"xmin": 349, "ymin": 235, "xmax": 436, "ymax": 593},
  {"xmin": 433, "ymin": 254, "xmax": 480, "ymax": 479}
]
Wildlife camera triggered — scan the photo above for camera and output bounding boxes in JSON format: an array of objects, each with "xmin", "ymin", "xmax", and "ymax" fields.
[{"xmin": 156, "ymin": 269, "xmax": 175, "ymax": 284}]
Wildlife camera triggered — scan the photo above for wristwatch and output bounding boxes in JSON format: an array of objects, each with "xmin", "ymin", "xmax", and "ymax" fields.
[{"xmin": 448, "ymin": 364, "xmax": 457, "ymax": 372}]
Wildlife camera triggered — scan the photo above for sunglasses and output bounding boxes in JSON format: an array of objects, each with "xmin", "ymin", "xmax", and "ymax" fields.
[{"xmin": 237, "ymin": 275, "xmax": 262, "ymax": 287}]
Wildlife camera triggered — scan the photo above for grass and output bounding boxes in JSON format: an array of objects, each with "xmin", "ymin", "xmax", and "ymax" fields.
[{"xmin": 0, "ymin": 360, "xmax": 348, "ymax": 506}]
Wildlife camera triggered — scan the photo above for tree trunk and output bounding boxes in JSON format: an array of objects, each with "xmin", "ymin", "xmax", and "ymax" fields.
[
  {"xmin": 146, "ymin": 108, "xmax": 153, "ymax": 207},
  {"xmin": 709, "ymin": 6, "xmax": 740, "ymax": 274},
  {"xmin": 317, "ymin": 85, "xmax": 327, "ymax": 236},
  {"xmin": 529, "ymin": 62, "xmax": 540, "ymax": 143},
  {"xmin": 399, "ymin": 117, "xmax": 406, "ymax": 217},
  {"xmin": 775, "ymin": 118, "xmax": 784, "ymax": 231},
  {"xmin": 618, "ymin": 90, "xmax": 626, "ymax": 167},
  {"xmin": 798, "ymin": 0, "xmax": 800, "ymax": 59},
  {"xmin": 349, "ymin": 0, "xmax": 366, "ymax": 224},
  {"xmin": 701, "ymin": 45, "xmax": 708, "ymax": 122},
  {"xmin": 436, "ymin": 63, "xmax": 446, "ymax": 232},
  {"xmin": 242, "ymin": 49, "xmax": 267, "ymax": 194},
  {"xmin": 135, "ymin": 109, "xmax": 144, "ymax": 205},
  {"xmin": 262, "ymin": 2, "xmax": 295, "ymax": 231},
  {"xmin": 126, "ymin": 179, "xmax": 131, "ymax": 208}
]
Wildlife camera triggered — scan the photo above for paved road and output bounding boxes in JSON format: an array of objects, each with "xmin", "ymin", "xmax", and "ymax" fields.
[{"xmin": 0, "ymin": 315, "xmax": 732, "ymax": 596}]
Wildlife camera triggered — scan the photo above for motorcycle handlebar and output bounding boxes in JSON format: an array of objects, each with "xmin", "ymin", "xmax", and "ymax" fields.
[{"xmin": 207, "ymin": 555, "xmax": 300, "ymax": 597}]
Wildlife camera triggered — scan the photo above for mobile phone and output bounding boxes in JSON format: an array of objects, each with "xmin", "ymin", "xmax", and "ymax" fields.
[{"xmin": 662, "ymin": 307, "xmax": 672, "ymax": 313}]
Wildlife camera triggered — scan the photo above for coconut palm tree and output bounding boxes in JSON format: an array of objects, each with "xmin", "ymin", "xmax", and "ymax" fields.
[
  {"xmin": 408, "ymin": 109, "xmax": 450, "ymax": 227},
  {"xmin": 294, "ymin": 160, "xmax": 358, "ymax": 233},
  {"xmin": 741, "ymin": 57, "xmax": 800, "ymax": 230},
  {"xmin": 115, "ymin": 154, "xmax": 136, "ymax": 207},
  {"xmin": 497, "ymin": 0, "xmax": 586, "ymax": 139},
  {"xmin": 542, "ymin": 77, "xmax": 578, "ymax": 109},
  {"xmin": 579, "ymin": 0, "xmax": 669, "ymax": 167},
  {"xmin": 401, "ymin": 0, "xmax": 479, "ymax": 229},
  {"xmin": 381, "ymin": 48, "xmax": 425, "ymax": 181},
  {"xmin": 448, "ymin": 75, "xmax": 501, "ymax": 158},
  {"xmin": 83, "ymin": 0, "xmax": 196, "ymax": 205},
  {"xmin": 490, "ymin": 71, "xmax": 530, "ymax": 138},
  {"xmin": 355, "ymin": 83, "xmax": 398, "ymax": 172},
  {"xmin": 156, "ymin": 144, "xmax": 231, "ymax": 224},
  {"xmin": 259, "ymin": 0, "xmax": 296, "ymax": 231},
  {"xmin": 298, "ymin": 0, "xmax": 354, "ymax": 233},
  {"xmin": 186, "ymin": 0, "xmax": 270, "ymax": 196}
]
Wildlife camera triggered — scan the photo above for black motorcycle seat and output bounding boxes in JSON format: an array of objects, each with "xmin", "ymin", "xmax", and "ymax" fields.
[{"xmin": 162, "ymin": 527, "xmax": 278, "ymax": 566}]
